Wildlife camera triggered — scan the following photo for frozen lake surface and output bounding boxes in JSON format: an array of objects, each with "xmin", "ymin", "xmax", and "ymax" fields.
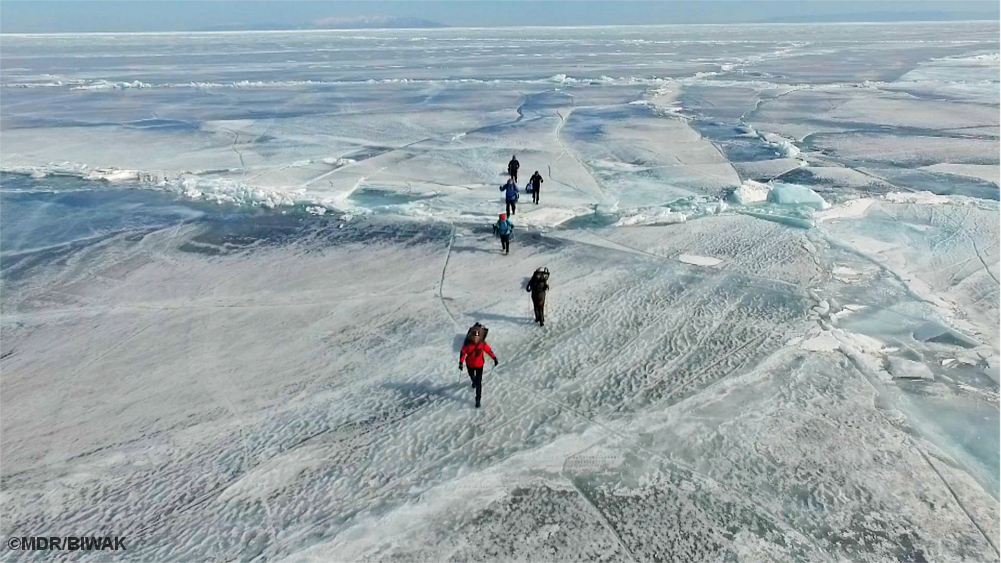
[{"xmin": 1, "ymin": 22, "xmax": 999, "ymax": 561}]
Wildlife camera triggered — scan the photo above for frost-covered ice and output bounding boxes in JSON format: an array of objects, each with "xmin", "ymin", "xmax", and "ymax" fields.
[{"xmin": 2, "ymin": 21, "xmax": 999, "ymax": 562}]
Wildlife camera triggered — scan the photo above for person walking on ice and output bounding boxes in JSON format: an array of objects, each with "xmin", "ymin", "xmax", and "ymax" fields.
[
  {"xmin": 529, "ymin": 171, "xmax": 543, "ymax": 204},
  {"xmin": 500, "ymin": 178, "xmax": 519, "ymax": 216},
  {"xmin": 493, "ymin": 213, "xmax": 514, "ymax": 254},
  {"xmin": 508, "ymin": 154, "xmax": 520, "ymax": 183},
  {"xmin": 526, "ymin": 267, "xmax": 549, "ymax": 326},
  {"xmin": 459, "ymin": 326, "xmax": 498, "ymax": 408}
]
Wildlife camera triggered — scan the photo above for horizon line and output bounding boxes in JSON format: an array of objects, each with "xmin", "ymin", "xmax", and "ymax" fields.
[{"xmin": 3, "ymin": 18, "xmax": 998, "ymax": 36}]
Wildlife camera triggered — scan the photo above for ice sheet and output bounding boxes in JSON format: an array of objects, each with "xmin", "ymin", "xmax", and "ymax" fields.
[{"xmin": 2, "ymin": 21, "xmax": 999, "ymax": 563}]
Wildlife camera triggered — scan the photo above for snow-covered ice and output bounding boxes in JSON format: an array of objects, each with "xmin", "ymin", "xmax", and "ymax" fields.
[{"xmin": 1, "ymin": 21, "xmax": 999, "ymax": 562}]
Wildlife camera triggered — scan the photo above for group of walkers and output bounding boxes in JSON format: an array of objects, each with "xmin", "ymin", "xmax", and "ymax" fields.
[
  {"xmin": 494, "ymin": 155, "xmax": 543, "ymax": 256},
  {"xmin": 459, "ymin": 156, "xmax": 551, "ymax": 408}
]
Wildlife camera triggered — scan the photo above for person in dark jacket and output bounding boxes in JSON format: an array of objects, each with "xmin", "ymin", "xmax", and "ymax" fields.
[
  {"xmin": 529, "ymin": 171, "xmax": 543, "ymax": 204},
  {"xmin": 493, "ymin": 213, "xmax": 513, "ymax": 254},
  {"xmin": 508, "ymin": 155, "xmax": 520, "ymax": 183},
  {"xmin": 526, "ymin": 268, "xmax": 549, "ymax": 326},
  {"xmin": 459, "ymin": 339, "xmax": 498, "ymax": 408},
  {"xmin": 500, "ymin": 179, "xmax": 518, "ymax": 216}
]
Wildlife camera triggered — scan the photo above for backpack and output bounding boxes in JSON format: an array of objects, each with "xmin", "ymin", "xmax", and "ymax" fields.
[
  {"xmin": 525, "ymin": 181, "xmax": 534, "ymax": 194},
  {"xmin": 465, "ymin": 323, "xmax": 489, "ymax": 346}
]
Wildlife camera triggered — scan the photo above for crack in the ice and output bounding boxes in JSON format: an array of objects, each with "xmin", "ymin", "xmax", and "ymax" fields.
[
  {"xmin": 489, "ymin": 363, "xmax": 833, "ymax": 560},
  {"xmin": 221, "ymin": 127, "xmax": 246, "ymax": 169},
  {"xmin": 437, "ymin": 223, "xmax": 460, "ymax": 329},
  {"xmin": 970, "ymin": 238, "xmax": 1000, "ymax": 285},
  {"xmin": 551, "ymin": 108, "xmax": 605, "ymax": 202},
  {"xmin": 841, "ymin": 349, "xmax": 1000, "ymax": 558},
  {"xmin": 562, "ymin": 468, "xmax": 640, "ymax": 563},
  {"xmin": 916, "ymin": 447, "xmax": 1000, "ymax": 557}
]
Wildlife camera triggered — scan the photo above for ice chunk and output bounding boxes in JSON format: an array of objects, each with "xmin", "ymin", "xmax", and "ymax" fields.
[
  {"xmin": 321, "ymin": 157, "xmax": 356, "ymax": 167},
  {"xmin": 888, "ymin": 357, "xmax": 934, "ymax": 380},
  {"xmin": 767, "ymin": 183, "xmax": 829, "ymax": 210},
  {"xmin": 832, "ymin": 266, "xmax": 865, "ymax": 283},
  {"xmin": 811, "ymin": 300, "xmax": 830, "ymax": 316},
  {"xmin": 85, "ymin": 168, "xmax": 141, "ymax": 182},
  {"xmin": 730, "ymin": 180, "xmax": 770, "ymax": 205},
  {"xmin": 771, "ymin": 138, "xmax": 800, "ymax": 158}
]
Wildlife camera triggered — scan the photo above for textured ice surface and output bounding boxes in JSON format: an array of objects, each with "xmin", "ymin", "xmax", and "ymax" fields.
[{"xmin": 2, "ymin": 21, "xmax": 999, "ymax": 563}]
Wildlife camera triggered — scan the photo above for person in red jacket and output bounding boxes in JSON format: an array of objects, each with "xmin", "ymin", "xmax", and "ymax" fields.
[{"xmin": 459, "ymin": 340, "xmax": 498, "ymax": 408}]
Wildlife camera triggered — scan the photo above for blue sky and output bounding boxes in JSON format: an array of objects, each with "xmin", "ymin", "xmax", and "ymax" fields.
[{"xmin": 2, "ymin": 1, "xmax": 997, "ymax": 33}]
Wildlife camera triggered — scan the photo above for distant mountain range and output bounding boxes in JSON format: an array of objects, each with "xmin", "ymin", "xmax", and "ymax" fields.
[{"xmin": 200, "ymin": 16, "xmax": 447, "ymax": 32}]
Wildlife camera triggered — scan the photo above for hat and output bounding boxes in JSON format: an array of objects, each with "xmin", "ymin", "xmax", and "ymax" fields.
[{"xmin": 499, "ymin": 214, "xmax": 506, "ymax": 220}]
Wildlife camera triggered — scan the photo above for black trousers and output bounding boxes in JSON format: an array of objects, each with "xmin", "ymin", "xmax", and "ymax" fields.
[
  {"xmin": 506, "ymin": 200, "xmax": 516, "ymax": 216},
  {"xmin": 500, "ymin": 234, "xmax": 510, "ymax": 253},
  {"xmin": 532, "ymin": 188, "xmax": 540, "ymax": 204},
  {"xmin": 466, "ymin": 365, "xmax": 483, "ymax": 405},
  {"xmin": 533, "ymin": 297, "xmax": 545, "ymax": 324},
  {"xmin": 510, "ymin": 171, "xmax": 518, "ymax": 183}
]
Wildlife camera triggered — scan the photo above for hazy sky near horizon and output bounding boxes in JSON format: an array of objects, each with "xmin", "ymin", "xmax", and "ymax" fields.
[{"xmin": 1, "ymin": 1, "xmax": 998, "ymax": 33}]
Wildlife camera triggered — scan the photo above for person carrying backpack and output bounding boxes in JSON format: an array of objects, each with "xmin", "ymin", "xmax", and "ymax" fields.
[
  {"xmin": 459, "ymin": 335, "xmax": 498, "ymax": 408},
  {"xmin": 493, "ymin": 213, "xmax": 514, "ymax": 254},
  {"xmin": 526, "ymin": 267, "xmax": 549, "ymax": 326},
  {"xmin": 529, "ymin": 171, "xmax": 543, "ymax": 204},
  {"xmin": 500, "ymin": 178, "xmax": 519, "ymax": 216},
  {"xmin": 508, "ymin": 155, "xmax": 520, "ymax": 183}
]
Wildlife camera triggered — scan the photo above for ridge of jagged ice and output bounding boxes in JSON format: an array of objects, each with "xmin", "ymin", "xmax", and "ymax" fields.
[
  {"xmin": 2, "ymin": 74, "xmax": 825, "ymax": 91},
  {"xmin": 0, "ymin": 162, "xmax": 352, "ymax": 211},
  {"xmin": 0, "ymin": 163, "xmax": 597, "ymax": 227},
  {"xmin": 729, "ymin": 180, "xmax": 828, "ymax": 210},
  {"xmin": 2, "ymin": 162, "xmax": 984, "ymax": 235},
  {"xmin": 611, "ymin": 198, "xmax": 730, "ymax": 228},
  {"xmin": 5, "ymin": 75, "xmax": 665, "ymax": 90}
]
